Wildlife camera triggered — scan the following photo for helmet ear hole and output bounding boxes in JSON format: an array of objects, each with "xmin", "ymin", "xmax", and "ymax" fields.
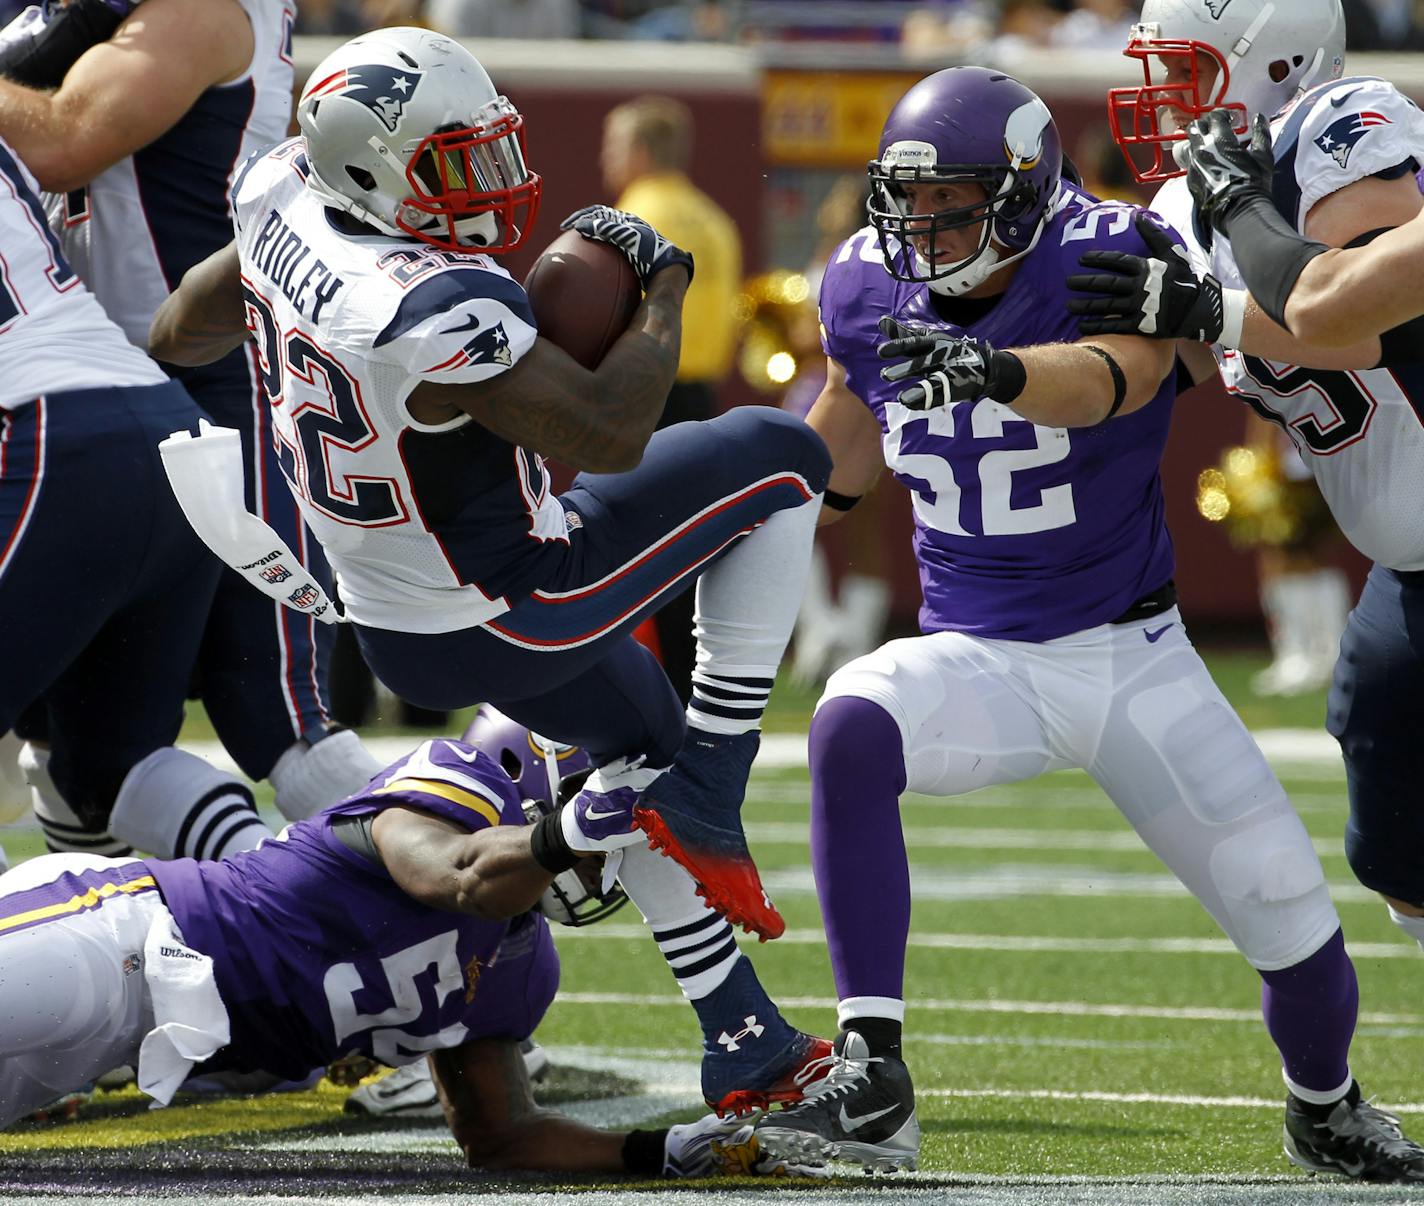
[
  {"xmin": 345, "ymin": 165, "xmax": 377, "ymax": 192},
  {"xmin": 499, "ymin": 749, "xmax": 522, "ymax": 780}
]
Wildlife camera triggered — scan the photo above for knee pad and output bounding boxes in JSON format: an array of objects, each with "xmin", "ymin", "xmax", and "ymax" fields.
[
  {"xmin": 1209, "ymin": 815, "xmax": 1339, "ymax": 970},
  {"xmin": 270, "ymin": 729, "xmax": 383, "ymax": 822},
  {"xmin": 24, "ymin": 744, "xmax": 132, "ymax": 857},
  {"xmin": 112, "ymin": 747, "xmax": 269, "ymax": 861}
]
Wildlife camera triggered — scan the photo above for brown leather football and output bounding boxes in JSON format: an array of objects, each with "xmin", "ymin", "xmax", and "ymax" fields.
[{"xmin": 523, "ymin": 230, "xmax": 641, "ymax": 369}]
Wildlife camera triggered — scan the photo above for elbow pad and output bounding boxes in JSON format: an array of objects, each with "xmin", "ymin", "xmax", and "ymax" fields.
[
  {"xmin": 1219, "ymin": 194, "xmax": 1329, "ymax": 331},
  {"xmin": 0, "ymin": 0, "xmax": 136, "ymax": 89}
]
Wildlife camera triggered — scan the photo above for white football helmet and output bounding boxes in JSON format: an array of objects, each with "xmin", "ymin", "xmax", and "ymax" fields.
[
  {"xmin": 1109, "ymin": 0, "xmax": 1346, "ymax": 183},
  {"xmin": 296, "ymin": 27, "xmax": 541, "ymax": 252}
]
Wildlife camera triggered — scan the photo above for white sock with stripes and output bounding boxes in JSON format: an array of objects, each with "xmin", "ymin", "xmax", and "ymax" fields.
[
  {"xmin": 25, "ymin": 744, "xmax": 132, "ymax": 858},
  {"xmin": 685, "ymin": 496, "xmax": 821, "ymax": 735},
  {"xmin": 618, "ymin": 841, "xmax": 740, "ymax": 1000},
  {"xmin": 111, "ymin": 748, "xmax": 273, "ymax": 861}
]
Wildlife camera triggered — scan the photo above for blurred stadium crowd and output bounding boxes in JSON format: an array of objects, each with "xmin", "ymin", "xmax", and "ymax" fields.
[{"xmin": 176, "ymin": 0, "xmax": 1424, "ymax": 51}]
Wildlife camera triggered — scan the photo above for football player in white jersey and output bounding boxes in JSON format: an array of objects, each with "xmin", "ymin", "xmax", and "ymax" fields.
[
  {"xmin": 1069, "ymin": 0, "xmax": 1424, "ymax": 1177},
  {"xmin": 0, "ymin": 130, "xmax": 245, "ymax": 885},
  {"xmin": 0, "ymin": 0, "xmax": 383, "ymax": 857},
  {"xmin": 152, "ymin": 29, "xmax": 836, "ymax": 1116}
]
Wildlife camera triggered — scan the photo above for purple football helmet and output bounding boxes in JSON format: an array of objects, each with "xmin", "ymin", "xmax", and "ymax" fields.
[
  {"xmin": 869, "ymin": 66, "xmax": 1063, "ymax": 297},
  {"xmin": 462, "ymin": 706, "xmax": 628, "ymax": 927}
]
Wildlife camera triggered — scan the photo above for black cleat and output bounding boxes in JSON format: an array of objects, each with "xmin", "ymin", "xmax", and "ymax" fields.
[
  {"xmin": 753, "ymin": 1029, "xmax": 919, "ymax": 1173},
  {"xmin": 1284, "ymin": 1082, "xmax": 1424, "ymax": 1183}
]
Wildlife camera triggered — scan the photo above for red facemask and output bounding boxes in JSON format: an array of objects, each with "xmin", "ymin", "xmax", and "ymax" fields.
[
  {"xmin": 397, "ymin": 105, "xmax": 542, "ymax": 254},
  {"xmin": 1108, "ymin": 35, "xmax": 1249, "ymax": 185}
]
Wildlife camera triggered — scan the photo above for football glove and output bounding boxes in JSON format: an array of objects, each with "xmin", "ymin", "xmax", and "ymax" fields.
[
  {"xmin": 663, "ymin": 1112, "xmax": 827, "ymax": 1178},
  {"xmin": 560, "ymin": 205, "xmax": 695, "ymax": 290},
  {"xmin": 1184, "ymin": 109, "xmax": 1276, "ymax": 232},
  {"xmin": 876, "ymin": 317, "xmax": 1020, "ymax": 410},
  {"xmin": 559, "ymin": 755, "xmax": 660, "ymax": 888},
  {"xmin": 1067, "ymin": 212, "xmax": 1231, "ymax": 343}
]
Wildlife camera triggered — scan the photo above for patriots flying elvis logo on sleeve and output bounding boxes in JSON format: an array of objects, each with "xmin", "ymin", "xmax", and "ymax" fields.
[
  {"xmin": 301, "ymin": 65, "xmax": 422, "ymax": 134},
  {"xmin": 424, "ymin": 318, "xmax": 514, "ymax": 373},
  {"xmin": 1314, "ymin": 110, "xmax": 1393, "ymax": 170}
]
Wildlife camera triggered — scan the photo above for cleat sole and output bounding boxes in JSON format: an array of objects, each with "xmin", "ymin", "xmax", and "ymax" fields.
[{"xmin": 634, "ymin": 806, "xmax": 785, "ymax": 941}]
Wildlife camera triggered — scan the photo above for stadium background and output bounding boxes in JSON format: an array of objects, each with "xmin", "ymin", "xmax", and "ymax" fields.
[{"xmin": 8, "ymin": 4, "xmax": 1424, "ymax": 1200}]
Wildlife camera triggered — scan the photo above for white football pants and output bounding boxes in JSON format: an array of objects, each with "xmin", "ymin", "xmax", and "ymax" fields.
[{"xmin": 820, "ymin": 608, "xmax": 1340, "ymax": 970}]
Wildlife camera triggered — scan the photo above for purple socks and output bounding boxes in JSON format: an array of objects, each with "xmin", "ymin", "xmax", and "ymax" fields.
[
  {"xmin": 809, "ymin": 696, "xmax": 910, "ymax": 1003},
  {"xmin": 1260, "ymin": 928, "xmax": 1358, "ymax": 1095}
]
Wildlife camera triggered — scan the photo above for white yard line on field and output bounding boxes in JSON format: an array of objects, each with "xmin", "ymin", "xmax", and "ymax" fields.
[{"xmin": 551, "ymin": 991, "xmax": 1424, "ymax": 1027}]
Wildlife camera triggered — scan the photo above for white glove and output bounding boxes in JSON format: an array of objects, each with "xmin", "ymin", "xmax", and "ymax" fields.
[{"xmin": 663, "ymin": 1112, "xmax": 828, "ymax": 1178}]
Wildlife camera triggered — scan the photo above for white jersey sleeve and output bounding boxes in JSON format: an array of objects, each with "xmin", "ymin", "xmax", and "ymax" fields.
[
  {"xmin": 370, "ymin": 267, "xmax": 538, "ymax": 386},
  {"xmin": 1275, "ymin": 76, "xmax": 1424, "ymax": 232}
]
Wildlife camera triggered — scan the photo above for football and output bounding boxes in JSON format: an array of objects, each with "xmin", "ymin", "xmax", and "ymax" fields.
[{"xmin": 523, "ymin": 230, "xmax": 641, "ymax": 369}]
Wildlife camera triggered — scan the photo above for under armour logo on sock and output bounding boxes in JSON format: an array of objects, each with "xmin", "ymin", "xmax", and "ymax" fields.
[{"xmin": 717, "ymin": 1015, "xmax": 765, "ymax": 1052}]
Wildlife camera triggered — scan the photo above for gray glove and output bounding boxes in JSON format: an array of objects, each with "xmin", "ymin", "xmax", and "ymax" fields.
[{"xmin": 559, "ymin": 204, "xmax": 695, "ymax": 289}]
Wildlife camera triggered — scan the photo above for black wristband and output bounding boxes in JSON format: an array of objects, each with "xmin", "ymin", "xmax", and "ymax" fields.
[
  {"xmin": 986, "ymin": 350, "xmax": 1027, "ymax": 406},
  {"xmin": 1081, "ymin": 344, "xmax": 1128, "ymax": 420},
  {"xmin": 622, "ymin": 1127, "xmax": 669, "ymax": 1176},
  {"xmin": 1218, "ymin": 193, "xmax": 1329, "ymax": 330},
  {"xmin": 823, "ymin": 488, "xmax": 862, "ymax": 513},
  {"xmin": 529, "ymin": 810, "xmax": 580, "ymax": 874}
]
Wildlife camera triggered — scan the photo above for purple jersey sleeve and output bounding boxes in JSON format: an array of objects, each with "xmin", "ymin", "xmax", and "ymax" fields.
[
  {"xmin": 145, "ymin": 740, "xmax": 541, "ymax": 1081},
  {"xmin": 817, "ymin": 188, "xmax": 1180, "ymax": 642}
]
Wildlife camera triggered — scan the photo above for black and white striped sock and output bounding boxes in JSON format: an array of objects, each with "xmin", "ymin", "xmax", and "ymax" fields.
[
  {"xmin": 653, "ymin": 911, "xmax": 742, "ymax": 1001},
  {"xmin": 171, "ymin": 783, "xmax": 269, "ymax": 861},
  {"xmin": 687, "ymin": 671, "xmax": 773, "ymax": 737},
  {"xmin": 111, "ymin": 747, "xmax": 273, "ymax": 861}
]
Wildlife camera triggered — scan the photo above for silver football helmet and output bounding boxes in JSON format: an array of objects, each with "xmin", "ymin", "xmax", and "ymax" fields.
[
  {"xmin": 296, "ymin": 27, "xmax": 540, "ymax": 252},
  {"xmin": 1110, "ymin": 0, "xmax": 1346, "ymax": 183}
]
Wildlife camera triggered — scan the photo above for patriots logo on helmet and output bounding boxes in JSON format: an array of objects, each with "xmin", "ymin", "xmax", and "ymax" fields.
[
  {"xmin": 1315, "ymin": 110, "xmax": 1393, "ymax": 170},
  {"xmin": 1205, "ymin": 0, "xmax": 1234, "ymax": 17},
  {"xmin": 302, "ymin": 64, "xmax": 422, "ymax": 134}
]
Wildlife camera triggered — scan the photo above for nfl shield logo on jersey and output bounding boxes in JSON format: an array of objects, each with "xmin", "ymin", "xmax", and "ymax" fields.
[
  {"xmin": 287, "ymin": 584, "xmax": 321, "ymax": 609},
  {"xmin": 1314, "ymin": 110, "xmax": 1393, "ymax": 170}
]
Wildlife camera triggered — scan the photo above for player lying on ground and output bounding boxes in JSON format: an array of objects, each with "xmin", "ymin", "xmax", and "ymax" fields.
[
  {"xmin": 148, "ymin": 27, "xmax": 834, "ymax": 1118},
  {"xmin": 1073, "ymin": 0, "xmax": 1424, "ymax": 1028},
  {"xmin": 744, "ymin": 65, "xmax": 1424, "ymax": 1184},
  {"xmin": 0, "ymin": 737, "xmax": 804, "ymax": 1178}
]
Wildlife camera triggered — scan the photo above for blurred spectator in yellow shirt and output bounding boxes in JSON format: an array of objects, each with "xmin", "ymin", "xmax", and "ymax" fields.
[{"xmin": 600, "ymin": 95, "xmax": 743, "ymax": 701}]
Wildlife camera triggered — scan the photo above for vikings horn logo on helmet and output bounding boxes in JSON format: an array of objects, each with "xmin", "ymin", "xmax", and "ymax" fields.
[
  {"xmin": 1003, "ymin": 98, "xmax": 1053, "ymax": 168},
  {"xmin": 303, "ymin": 64, "xmax": 423, "ymax": 134},
  {"xmin": 1205, "ymin": 0, "xmax": 1235, "ymax": 18}
]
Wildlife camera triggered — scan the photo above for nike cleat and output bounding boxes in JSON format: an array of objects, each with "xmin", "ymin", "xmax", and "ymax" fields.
[
  {"xmin": 633, "ymin": 729, "xmax": 783, "ymax": 941},
  {"xmin": 754, "ymin": 1030, "xmax": 919, "ymax": 1173},
  {"xmin": 1284, "ymin": 1081, "xmax": 1424, "ymax": 1182},
  {"xmin": 710, "ymin": 1030, "xmax": 835, "ymax": 1117}
]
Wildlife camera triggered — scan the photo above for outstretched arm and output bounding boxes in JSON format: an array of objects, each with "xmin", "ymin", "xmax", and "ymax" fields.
[
  {"xmin": 804, "ymin": 356, "xmax": 884, "ymax": 527},
  {"xmin": 149, "ymin": 242, "xmax": 248, "ymax": 366},
  {"xmin": 430, "ymin": 1038, "xmax": 789, "ymax": 1177}
]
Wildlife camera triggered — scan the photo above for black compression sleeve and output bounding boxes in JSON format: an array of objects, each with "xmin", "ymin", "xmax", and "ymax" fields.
[
  {"xmin": 622, "ymin": 1128, "xmax": 669, "ymax": 1175},
  {"xmin": 529, "ymin": 811, "xmax": 580, "ymax": 873},
  {"xmin": 1216, "ymin": 193, "xmax": 1329, "ymax": 329},
  {"xmin": 823, "ymin": 488, "xmax": 861, "ymax": 513},
  {"xmin": 0, "ymin": 0, "xmax": 127, "ymax": 89}
]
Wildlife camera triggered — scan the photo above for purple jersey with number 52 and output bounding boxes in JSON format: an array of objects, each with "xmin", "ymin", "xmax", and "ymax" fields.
[
  {"xmin": 146, "ymin": 739, "xmax": 556, "ymax": 1081},
  {"xmin": 820, "ymin": 183, "xmax": 1179, "ymax": 641}
]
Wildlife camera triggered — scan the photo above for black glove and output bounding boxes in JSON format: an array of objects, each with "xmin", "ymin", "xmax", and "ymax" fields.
[
  {"xmin": 1184, "ymin": 109, "xmax": 1275, "ymax": 232},
  {"xmin": 875, "ymin": 316, "xmax": 1024, "ymax": 410},
  {"xmin": 559, "ymin": 205, "xmax": 695, "ymax": 289},
  {"xmin": 1068, "ymin": 213, "xmax": 1228, "ymax": 343}
]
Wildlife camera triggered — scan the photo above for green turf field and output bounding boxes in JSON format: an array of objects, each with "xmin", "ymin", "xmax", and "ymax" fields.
[{"xmin": 5, "ymin": 653, "xmax": 1421, "ymax": 1202}]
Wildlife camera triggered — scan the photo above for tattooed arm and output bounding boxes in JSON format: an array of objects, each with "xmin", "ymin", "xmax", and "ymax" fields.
[
  {"xmin": 148, "ymin": 242, "xmax": 249, "ymax": 366},
  {"xmin": 411, "ymin": 266, "xmax": 689, "ymax": 474}
]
